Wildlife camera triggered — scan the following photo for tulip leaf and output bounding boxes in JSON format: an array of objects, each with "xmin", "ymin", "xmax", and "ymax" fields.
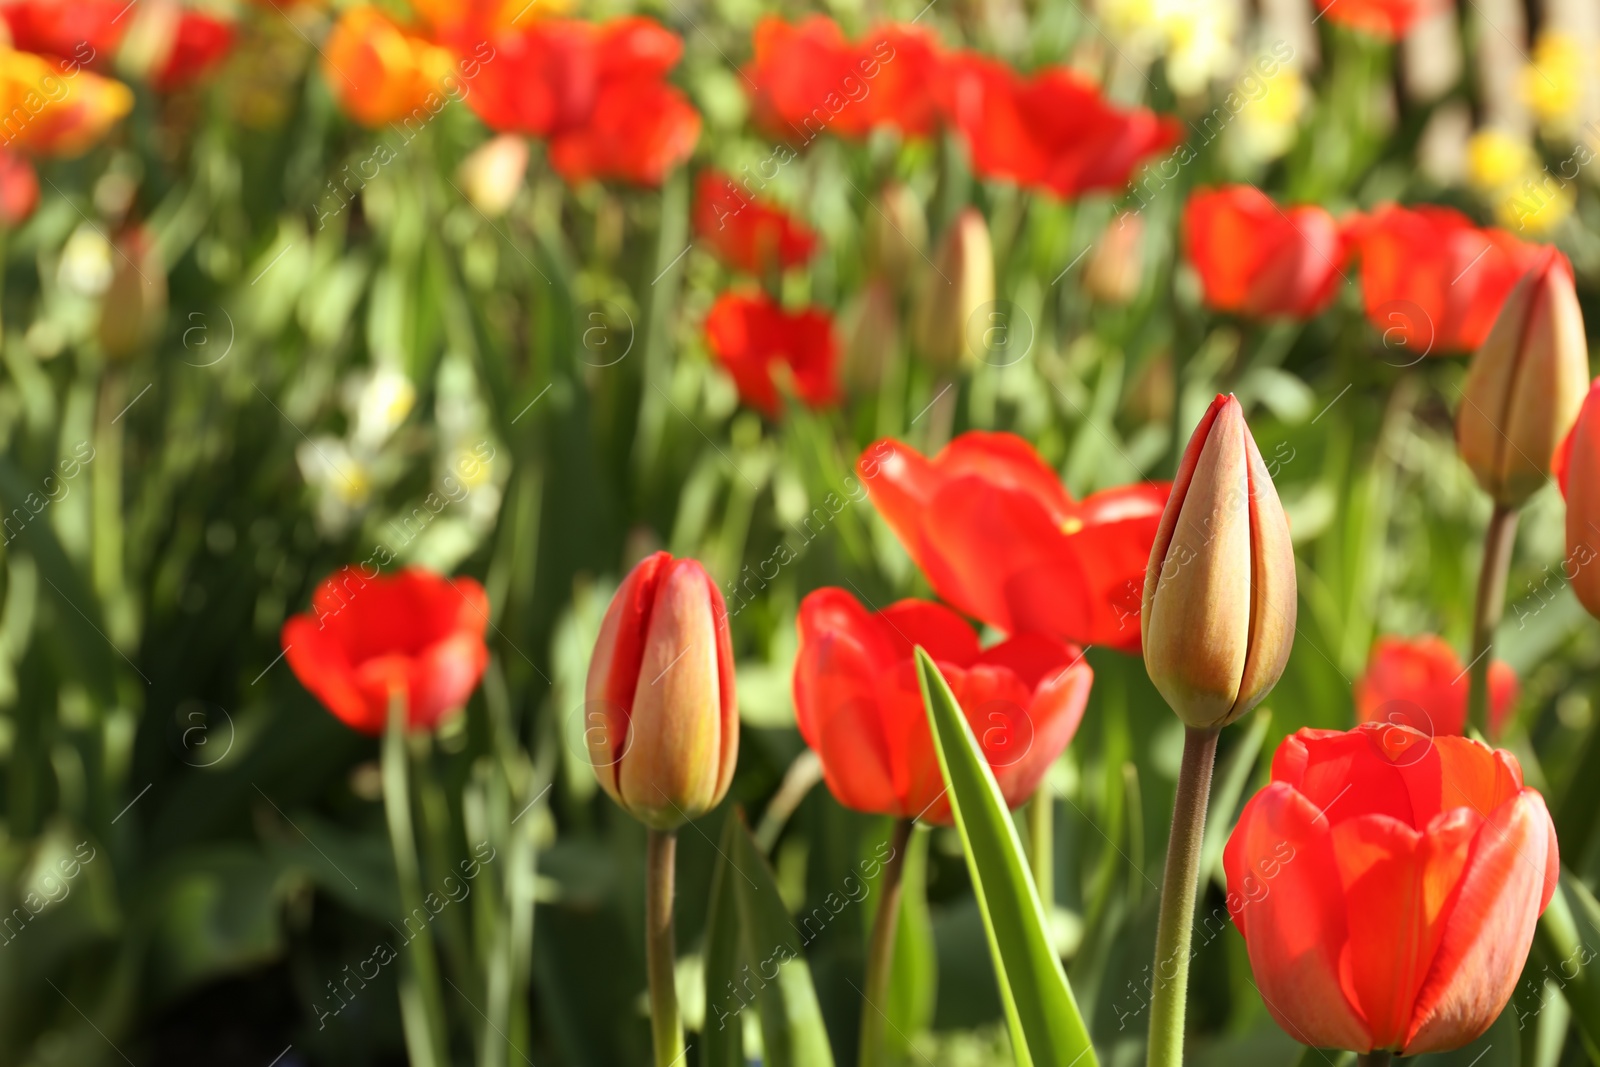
[
  {"xmin": 885, "ymin": 824, "xmax": 937, "ymax": 1055},
  {"xmin": 915, "ymin": 647, "xmax": 1098, "ymax": 1067},
  {"xmin": 707, "ymin": 810, "xmax": 836, "ymax": 1067},
  {"xmin": 1532, "ymin": 875, "xmax": 1600, "ymax": 1062}
]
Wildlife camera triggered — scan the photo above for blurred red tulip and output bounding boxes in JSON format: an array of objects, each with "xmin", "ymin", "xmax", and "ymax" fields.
[
  {"xmin": 149, "ymin": 11, "xmax": 234, "ymax": 91},
  {"xmin": 940, "ymin": 53, "xmax": 1182, "ymax": 198},
  {"xmin": 586, "ymin": 551, "xmax": 738, "ymax": 829},
  {"xmin": 1311, "ymin": 0, "xmax": 1444, "ymax": 39},
  {"xmin": 0, "ymin": 147, "xmax": 37, "ymax": 224},
  {"xmin": 1354, "ymin": 635, "xmax": 1518, "ymax": 739},
  {"xmin": 1347, "ymin": 204, "xmax": 1549, "ymax": 355},
  {"xmin": 858, "ymin": 433, "xmax": 1170, "ymax": 652},
  {"xmin": 692, "ymin": 169, "xmax": 816, "ymax": 274},
  {"xmin": 794, "ymin": 588, "xmax": 1091, "ymax": 824},
  {"xmin": 0, "ymin": 0, "xmax": 125, "ymax": 64},
  {"xmin": 704, "ymin": 291, "xmax": 838, "ymax": 417},
  {"xmin": 1553, "ymin": 378, "xmax": 1600, "ymax": 619},
  {"xmin": 1224, "ymin": 724, "xmax": 1558, "ymax": 1056},
  {"xmin": 1184, "ymin": 185, "xmax": 1345, "ymax": 319},
  {"xmin": 282, "ymin": 567, "xmax": 491, "ymax": 734},
  {"xmin": 464, "ymin": 17, "xmax": 698, "ymax": 186},
  {"xmin": 744, "ymin": 16, "xmax": 943, "ymax": 141}
]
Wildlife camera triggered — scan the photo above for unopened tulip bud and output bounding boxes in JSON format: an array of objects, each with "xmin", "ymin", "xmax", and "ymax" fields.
[
  {"xmin": 912, "ymin": 208, "xmax": 993, "ymax": 369},
  {"xmin": 1085, "ymin": 212, "xmax": 1144, "ymax": 305},
  {"xmin": 864, "ymin": 182, "xmax": 928, "ymax": 288},
  {"xmin": 1457, "ymin": 248, "xmax": 1589, "ymax": 508},
  {"xmin": 1142, "ymin": 394, "xmax": 1296, "ymax": 729},
  {"xmin": 586, "ymin": 551, "xmax": 739, "ymax": 829},
  {"xmin": 98, "ymin": 227, "xmax": 166, "ymax": 361},
  {"xmin": 841, "ymin": 278, "xmax": 900, "ymax": 391},
  {"xmin": 1554, "ymin": 378, "xmax": 1600, "ymax": 617},
  {"xmin": 458, "ymin": 134, "xmax": 529, "ymax": 218}
]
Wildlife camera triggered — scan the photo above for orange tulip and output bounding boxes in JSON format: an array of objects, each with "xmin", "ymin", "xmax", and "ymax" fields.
[
  {"xmin": 1225, "ymin": 724, "xmax": 1559, "ymax": 1056},
  {"xmin": 1353, "ymin": 635, "xmax": 1519, "ymax": 739},
  {"xmin": 1553, "ymin": 378, "xmax": 1600, "ymax": 618},
  {"xmin": 0, "ymin": 48, "xmax": 131, "ymax": 156},
  {"xmin": 322, "ymin": 5, "xmax": 455, "ymax": 128}
]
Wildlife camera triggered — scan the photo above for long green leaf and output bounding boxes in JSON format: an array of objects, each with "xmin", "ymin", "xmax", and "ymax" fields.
[
  {"xmin": 700, "ymin": 815, "xmax": 744, "ymax": 1067},
  {"xmin": 1532, "ymin": 875, "xmax": 1600, "ymax": 1062},
  {"xmin": 916, "ymin": 648, "xmax": 1098, "ymax": 1067}
]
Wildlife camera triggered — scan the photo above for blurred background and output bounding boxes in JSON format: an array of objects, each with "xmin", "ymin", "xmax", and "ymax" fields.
[{"xmin": 3, "ymin": 0, "xmax": 1600, "ymax": 1062}]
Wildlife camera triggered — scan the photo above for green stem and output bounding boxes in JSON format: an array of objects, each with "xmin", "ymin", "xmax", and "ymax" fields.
[
  {"xmin": 1147, "ymin": 726, "xmax": 1219, "ymax": 1067},
  {"xmin": 858, "ymin": 818, "xmax": 914, "ymax": 1067},
  {"xmin": 1468, "ymin": 504, "xmax": 1518, "ymax": 737},
  {"xmin": 646, "ymin": 828, "xmax": 684, "ymax": 1067},
  {"xmin": 384, "ymin": 693, "xmax": 451, "ymax": 1067},
  {"xmin": 1028, "ymin": 779, "xmax": 1054, "ymax": 911},
  {"xmin": 1357, "ymin": 1052, "xmax": 1393, "ymax": 1067}
]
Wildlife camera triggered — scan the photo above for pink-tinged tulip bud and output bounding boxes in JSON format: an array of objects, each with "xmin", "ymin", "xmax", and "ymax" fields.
[
  {"xmin": 912, "ymin": 207, "xmax": 993, "ymax": 369},
  {"xmin": 865, "ymin": 182, "xmax": 928, "ymax": 290},
  {"xmin": 1085, "ymin": 211, "xmax": 1144, "ymax": 305},
  {"xmin": 457, "ymin": 134, "xmax": 529, "ymax": 218},
  {"xmin": 1142, "ymin": 394, "xmax": 1296, "ymax": 728},
  {"xmin": 586, "ymin": 551, "xmax": 739, "ymax": 829},
  {"xmin": 841, "ymin": 278, "xmax": 900, "ymax": 391},
  {"xmin": 1457, "ymin": 248, "xmax": 1589, "ymax": 508},
  {"xmin": 1553, "ymin": 378, "xmax": 1600, "ymax": 618}
]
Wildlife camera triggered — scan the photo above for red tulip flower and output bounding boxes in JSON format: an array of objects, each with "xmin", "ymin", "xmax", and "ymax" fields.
[
  {"xmin": 1225, "ymin": 724, "xmax": 1558, "ymax": 1056},
  {"xmin": 1353, "ymin": 635, "xmax": 1518, "ymax": 739},
  {"xmin": 464, "ymin": 17, "xmax": 699, "ymax": 186},
  {"xmin": 0, "ymin": 0, "xmax": 126, "ymax": 64},
  {"xmin": 149, "ymin": 11, "xmax": 235, "ymax": 92},
  {"xmin": 1347, "ymin": 204, "xmax": 1550, "ymax": 355},
  {"xmin": 1311, "ymin": 0, "xmax": 1445, "ymax": 39},
  {"xmin": 858, "ymin": 433, "xmax": 1170, "ymax": 652},
  {"xmin": 939, "ymin": 53, "xmax": 1182, "ymax": 199},
  {"xmin": 704, "ymin": 291, "xmax": 838, "ymax": 417},
  {"xmin": 0, "ymin": 149, "xmax": 38, "ymax": 226},
  {"xmin": 586, "ymin": 551, "xmax": 738, "ymax": 828},
  {"xmin": 1553, "ymin": 378, "xmax": 1600, "ymax": 618},
  {"xmin": 692, "ymin": 170, "xmax": 817, "ymax": 274},
  {"xmin": 1184, "ymin": 186, "xmax": 1345, "ymax": 319},
  {"xmin": 794, "ymin": 588, "xmax": 1091, "ymax": 824},
  {"xmin": 282, "ymin": 567, "xmax": 491, "ymax": 734},
  {"xmin": 744, "ymin": 16, "xmax": 943, "ymax": 142}
]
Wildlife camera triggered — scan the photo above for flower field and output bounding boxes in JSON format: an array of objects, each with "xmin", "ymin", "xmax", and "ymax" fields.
[{"xmin": 4, "ymin": 0, "xmax": 1600, "ymax": 1064}]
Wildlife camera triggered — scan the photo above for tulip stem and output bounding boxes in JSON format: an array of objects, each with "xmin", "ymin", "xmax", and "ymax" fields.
[
  {"xmin": 1028, "ymin": 778, "xmax": 1054, "ymax": 910},
  {"xmin": 1357, "ymin": 1053, "xmax": 1393, "ymax": 1067},
  {"xmin": 1468, "ymin": 504, "xmax": 1518, "ymax": 737},
  {"xmin": 859, "ymin": 817, "xmax": 914, "ymax": 1067},
  {"xmin": 1147, "ymin": 725, "xmax": 1220, "ymax": 1067},
  {"xmin": 645, "ymin": 828, "xmax": 684, "ymax": 1067}
]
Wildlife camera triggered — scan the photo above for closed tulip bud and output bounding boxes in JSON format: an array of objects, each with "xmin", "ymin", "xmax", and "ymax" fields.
[
  {"xmin": 841, "ymin": 278, "xmax": 900, "ymax": 391},
  {"xmin": 457, "ymin": 134, "xmax": 529, "ymax": 218},
  {"xmin": 98, "ymin": 227, "xmax": 167, "ymax": 361},
  {"xmin": 586, "ymin": 551, "xmax": 738, "ymax": 829},
  {"xmin": 1085, "ymin": 211, "xmax": 1144, "ymax": 305},
  {"xmin": 1457, "ymin": 248, "xmax": 1589, "ymax": 508},
  {"xmin": 864, "ymin": 182, "xmax": 928, "ymax": 289},
  {"xmin": 912, "ymin": 208, "xmax": 993, "ymax": 369},
  {"xmin": 1553, "ymin": 378, "xmax": 1600, "ymax": 617},
  {"xmin": 1142, "ymin": 394, "xmax": 1296, "ymax": 729}
]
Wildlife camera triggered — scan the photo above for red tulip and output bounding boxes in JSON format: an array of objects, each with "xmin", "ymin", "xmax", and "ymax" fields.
[
  {"xmin": 1184, "ymin": 186, "xmax": 1345, "ymax": 319},
  {"xmin": 586, "ymin": 551, "xmax": 738, "ymax": 829},
  {"xmin": 0, "ymin": 148, "xmax": 37, "ymax": 225},
  {"xmin": 282, "ymin": 567, "xmax": 491, "ymax": 734},
  {"xmin": 149, "ymin": 11, "xmax": 234, "ymax": 92},
  {"xmin": 1347, "ymin": 204, "xmax": 1550, "ymax": 355},
  {"xmin": 1354, "ymin": 635, "xmax": 1519, "ymax": 739},
  {"xmin": 858, "ymin": 433, "xmax": 1170, "ymax": 652},
  {"xmin": 1552, "ymin": 378, "xmax": 1600, "ymax": 618},
  {"xmin": 703, "ymin": 291, "xmax": 838, "ymax": 417},
  {"xmin": 1224, "ymin": 724, "xmax": 1558, "ymax": 1056},
  {"xmin": 1311, "ymin": 0, "xmax": 1444, "ymax": 39},
  {"xmin": 939, "ymin": 53, "xmax": 1182, "ymax": 198},
  {"xmin": 691, "ymin": 169, "xmax": 817, "ymax": 273},
  {"xmin": 463, "ymin": 17, "xmax": 699, "ymax": 186},
  {"xmin": 793, "ymin": 588, "xmax": 1091, "ymax": 824},
  {"xmin": 0, "ymin": 0, "xmax": 126, "ymax": 65},
  {"xmin": 743, "ymin": 16, "xmax": 943, "ymax": 142}
]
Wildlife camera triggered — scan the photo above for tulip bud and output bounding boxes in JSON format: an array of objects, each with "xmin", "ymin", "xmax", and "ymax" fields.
[
  {"xmin": 1085, "ymin": 211, "xmax": 1144, "ymax": 305},
  {"xmin": 1456, "ymin": 248, "xmax": 1589, "ymax": 508},
  {"xmin": 1142, "ymin": 394, "xmax": 1296, "ymax": 729},
  {"xmin": 586, "ymin": 551, "xmax": 739, "ymax": 829},
  {"xmin": 912, "ymin": 208, "xmax": 993, "ymax": 369},
  {"xmin": 458, "ymin": 134, "xmax": 529, "ymax": 218},
  {"xmin": 840, "ymin": 278, "xmax": 900, "ymax": 391},
  {"xmin": 98, "ymin": 227, "xmax": 167, "ymax": 361},
  {"xmin": 864, "ymin": 182, "xmax": 928, "ymax": 288},
  {"xmin": 1554, "ymin": 378, "xmax": 1600, "ymax": 617}
]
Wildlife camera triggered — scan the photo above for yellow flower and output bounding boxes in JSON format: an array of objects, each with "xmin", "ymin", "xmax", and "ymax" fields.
[
  {"xmin": 1466, "ymin": 129, "xmax": 1536, "ymax": 193},
  {"xmin": 1496, "ymin": 174, "xmax": 1575, "ymax": 235},
  {"xmin": 1522, "ymin": 32, "xmax": 1584, "ymax": 129},
  {"xmin": 1237, "ymin": 62, "xmax": 1308, "ymax": 162},
  {"xmin": 0, "ymin": 49, "xmax": 133, "ymax": 158}
]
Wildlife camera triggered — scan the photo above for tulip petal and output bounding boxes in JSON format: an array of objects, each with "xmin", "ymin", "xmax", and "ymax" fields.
[
  {"xmin": 1233, "ymin": 425, "xmax": 1296, "ymax": 717},
  {"xmin": 587, "ymin": 551, "xmax": 670, "ymax": 793}
]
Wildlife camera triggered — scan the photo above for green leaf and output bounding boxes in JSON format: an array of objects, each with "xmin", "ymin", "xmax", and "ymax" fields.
[
  {"xmin": 915, "ymin": 648, "xmax": 1098, "ymax": 1067},
  {"xmin": 1202, "ymin": 706, "xmax": 1272, "ymax": 891},
  {"xmin": 1532, "ymin": 875, "xmax": 1600, "ymax": 1062},
  {"xmin": 885, "ymin": 824, "xmax": 936, "ymax": 1056},
  {"xmin": 700, "ymin": 815, "xmax": 744, "ymax": 1067}
]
